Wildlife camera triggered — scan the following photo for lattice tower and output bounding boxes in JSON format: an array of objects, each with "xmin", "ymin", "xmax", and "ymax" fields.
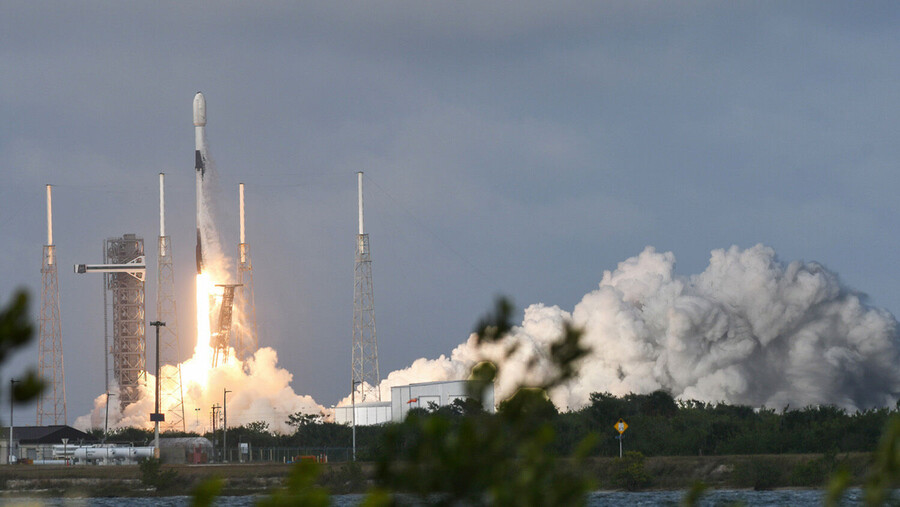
[
  {"xmin": 37, "ymin": 184, "xmax": 66, "ymax": 425},
  {"xmin": 157, "ymin": 174, "xmax": 185, "ymax": 431},
  {"xmin": 106, "ymin": 235, "xmax": 146, "ymax": 408},
  {"xmin": 157, "ymin": 235, "xmax": 185, "ymax": 431},
  {"xmin": 38, "ymin": 246, "xmax": 67, "ymax": 425},
  {"xmin": 235, "ymin": 183, "xmax": 258, "ymax": 360},
  {"xmin": 352, "ymin": 172, "xmax": 380, "ymax": 401}
]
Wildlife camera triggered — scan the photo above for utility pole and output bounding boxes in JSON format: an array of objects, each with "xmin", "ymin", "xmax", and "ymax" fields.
[
  {"xmin": 149, "ymin": 321, "xmax": 165, "ymax": 458},
  {"xmin": 103, "ymin": 392, "xmax": 115, "ymax": 442},
  {"xmin": 9, "ymin": 379, "xmax": 18, "ymax": 464},
  {"xmin": 211, "ymin": 404, "xmax": 220, "ymax": 462},
  {"xmin": 223, "ymin": 389, "xmax": 231, "ymax": 462},
  {"xmin": 351, "ymin": 380, "xmax": 360, "ymax": 462}
]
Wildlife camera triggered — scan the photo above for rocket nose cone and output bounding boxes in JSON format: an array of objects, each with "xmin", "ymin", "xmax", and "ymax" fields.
[{"xmin": 193, "ymin": 92, "xmax": 207, "ymax": 127}]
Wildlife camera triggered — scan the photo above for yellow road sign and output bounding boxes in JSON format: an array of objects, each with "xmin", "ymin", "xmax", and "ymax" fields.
[{"xmin": 614, "ymin": 419, "xmax": 628, "ymax": 434}]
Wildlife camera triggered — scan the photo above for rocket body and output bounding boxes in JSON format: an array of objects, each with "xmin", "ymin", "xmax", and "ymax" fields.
[{"xmin": 194, "ymin": 92, "xmax": 206, "ymax": 274}]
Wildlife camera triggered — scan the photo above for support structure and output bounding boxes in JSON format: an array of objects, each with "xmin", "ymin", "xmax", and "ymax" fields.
[
  {"xmin": 235, "ymin": 183, "xmax": 258, "ymax": 361},
  {"xmin": 211, "ymin": 284, "xmax": 241, "ymax": 368},
  {"xmin": 38, "ymin": 184, "xmax": 67, "ymax": 425},
  {"xmin": 75, "ymin": 236, "xmax": 146, "ymax": 408},
  {"xmin": 352, "ymin": 172, "xmax": 380, "ymax": 401},
  {"xmin": 157, "ymin": 174, "xmax": 185, "ymax": 432}
]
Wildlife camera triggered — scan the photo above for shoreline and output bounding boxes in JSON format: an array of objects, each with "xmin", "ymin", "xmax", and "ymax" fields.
[{"xmin": 0, "ymin": 453, "xmax": 872, "ymax": 498}]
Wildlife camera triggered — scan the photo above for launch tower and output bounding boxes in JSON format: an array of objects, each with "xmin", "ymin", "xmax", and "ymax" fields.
[
  {"xmin": 352, "ymin": 172, "xmax": 380, "ymax": 401},
  {"xmin": 37, "ymin": 185, "xmax": 67, "ymax": 425},
  {"xmin": 105, "ymin": 234, "xmax": 146, "ymax": 407}
]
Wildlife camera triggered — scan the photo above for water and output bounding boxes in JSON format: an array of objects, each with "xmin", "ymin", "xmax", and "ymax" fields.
[{"xmin": 0, "ymin": 489, "xmax": 874, "ymax": 506}]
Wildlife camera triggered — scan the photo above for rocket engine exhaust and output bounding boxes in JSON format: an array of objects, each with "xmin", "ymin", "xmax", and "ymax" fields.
[{"xmin": 194, "ymin": 91, "xmax": 206, "ymax": 274}]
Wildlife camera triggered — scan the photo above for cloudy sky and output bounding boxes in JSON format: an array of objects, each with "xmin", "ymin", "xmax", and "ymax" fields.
[{"xmin": 4, "ymin": 2, "xmax": 900, "ymax": 424}]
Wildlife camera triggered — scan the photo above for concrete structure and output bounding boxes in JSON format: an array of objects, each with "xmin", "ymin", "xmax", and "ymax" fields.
[{"xmin": 333, "ymin": 402, "xmax": 391, "ymax": 426}]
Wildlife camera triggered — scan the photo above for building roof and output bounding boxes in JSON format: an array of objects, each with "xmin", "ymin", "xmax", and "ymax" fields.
[{"xmin": 0, "ymin": 425, "xmax": 97, "ymax": 444}]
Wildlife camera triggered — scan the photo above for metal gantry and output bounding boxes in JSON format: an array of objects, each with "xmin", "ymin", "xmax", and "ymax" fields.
[
  {"xmin": 212, "ymin": 284, "xmax": 241, "ymax": 368},
  {"xmin": 106, "ymin": 235, "xmax": 147, "ymax": 408},
  {"xmin": 352, "ymin": 172, "xmax": 380, "ymax": 401},
  {"xmin": 37, "ymin": 185, "xmax": 67, "ymax": 425}
]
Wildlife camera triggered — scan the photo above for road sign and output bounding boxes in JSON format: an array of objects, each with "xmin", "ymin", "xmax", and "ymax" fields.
[{"xmin": 615, "ymin": 419, "xmax": 628, "ymax": 434}]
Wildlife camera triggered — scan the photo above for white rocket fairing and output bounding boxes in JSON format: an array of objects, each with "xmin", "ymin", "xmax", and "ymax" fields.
[{"xmin": 194, "ymin": 92, "xmax": 206, "ymax": 274}]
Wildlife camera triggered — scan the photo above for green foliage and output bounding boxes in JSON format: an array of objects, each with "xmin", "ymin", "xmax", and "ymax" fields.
[
  {"xmin": 286, "ymin": 411, "xmax": 324, "ymax": 430},
  {"xmin": 827, "ymin": 415, "xmax": 900, "ymax": 506},
  {"xmin": 611, "ymin": 451, "xmax": 651, "ymax": 490},
  {"xmin": 190, "ymin": 477, "xmax": 223, "ymax": 507},
  {"xmin": 0, "ymin": 290, "xmax": 44, "ymax": 405},
  {"xmin": 731, "ymin": 457, "xmax": 782, "ymax": 490},
  {"xmin": 138, "ymin": 457, "xmax": 180, "ymax": 491}
]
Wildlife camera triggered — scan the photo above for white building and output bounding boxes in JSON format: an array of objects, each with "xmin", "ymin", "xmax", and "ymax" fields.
[
  {"xmin": 333, "ymin": 380, "xmax": 495, "ymax": 426},
  {"xmin": 333, "ymin": 402, "xmax": 392, "ymax": 426},
  {"xmin": 391, "ymin": 380, "xmax": 494, "ymax": 423}
]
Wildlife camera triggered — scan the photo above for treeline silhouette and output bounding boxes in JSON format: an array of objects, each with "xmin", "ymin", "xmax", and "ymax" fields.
[{"xmin": 109, "ymin": 390, "xmax": 894, "ymax": 460}]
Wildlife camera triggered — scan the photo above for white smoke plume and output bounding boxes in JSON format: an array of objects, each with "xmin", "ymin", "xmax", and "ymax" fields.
[
  {"xmin": 74, "ymin": 347, "xmax": 324, "ymax": 434},
  {"xmin": 352, "ymin": 245, "xmax": 900, "ymax": 412},
  {"xmin": 75, "ymin": 139, "xmax": 325, "ymax": 434}
]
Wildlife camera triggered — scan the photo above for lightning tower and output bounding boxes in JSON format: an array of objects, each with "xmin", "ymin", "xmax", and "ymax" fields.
[
  {"xmin": 157, "ymin": 173, "xmax": 185, "ymax": 431},
  {"xmin": 37, "ymin": 184, "xmax": 67, "ymax": 425},
  {"xmin": 235, "ymin": 183, "xmax": 258, "ymax": 360},
  {"xmin": 352, "ymin": 172, "xmax": 380, "ymax": 401}
]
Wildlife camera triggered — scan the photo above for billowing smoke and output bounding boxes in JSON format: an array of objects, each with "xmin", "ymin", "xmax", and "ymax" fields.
[
  {"xmin": 74, "ymin": 347, "xmax": 323, "ymax": 433},
  {"xmin": 348, "ymin": 245, "xmax": 900, "ymax": 412},
  {"xmin": 75, "ymin": 140, "xmax": 325, "ymax": 433}
]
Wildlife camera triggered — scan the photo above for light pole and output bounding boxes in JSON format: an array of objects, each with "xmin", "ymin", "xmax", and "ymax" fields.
[
  {"xmin": 194, "ymin": 407, "xmax": 200, "ymax": 429},
  {"xmin": 149, "ymin": 321, "xmax": 166, "ymax": 458},
  {"xmin": 351, "ymin": 380, "xmax": 361, "ymax": 462},
  {"xmin": 223, "ymin": 389, "xmax": 231, "ymax": 462},
  {"xmin": 104, "ymin": 392, "xmax": 115, "ymax": 442},
  {"xmin": 9, "ymin": 379, "xmax": 18, "ymax": 464}
]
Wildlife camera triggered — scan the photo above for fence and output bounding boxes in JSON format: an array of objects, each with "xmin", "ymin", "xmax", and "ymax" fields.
[{"xmin": 222, "ymin": 446, "xmax": 353, "ymax": 463}]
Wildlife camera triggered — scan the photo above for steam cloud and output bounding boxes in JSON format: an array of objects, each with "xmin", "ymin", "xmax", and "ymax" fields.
[
  {"xmin": 75, "ymin": 141, "xmax": 325, "ymax": 433},
  {"xmin": 351, "ymin": 245, "xmax": 900, "ymax": 412}
]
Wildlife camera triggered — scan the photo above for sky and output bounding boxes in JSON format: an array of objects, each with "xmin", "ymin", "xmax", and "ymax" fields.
[{"xmin": 4, "ymin": 2, "xmax": 900, "ymax": 426}]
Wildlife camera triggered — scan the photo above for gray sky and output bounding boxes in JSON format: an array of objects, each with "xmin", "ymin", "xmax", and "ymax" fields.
[{"xmin": 4, "ymin": 2, "xmax": 900, "ymax": 424}]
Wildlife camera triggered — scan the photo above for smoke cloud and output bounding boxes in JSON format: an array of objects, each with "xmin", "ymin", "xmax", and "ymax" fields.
[{"xmin": 355, "ymin": 245, "xmax": 900, "ymax": 412}]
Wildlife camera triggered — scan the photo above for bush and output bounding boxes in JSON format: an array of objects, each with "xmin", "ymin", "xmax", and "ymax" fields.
[
  {"xmin": 611, "ymin": 451, "xmax": 651, "ymax": 490},
  {"xmin": 731, "ymin": 458, "xmax": 781, "ymax": 490}
]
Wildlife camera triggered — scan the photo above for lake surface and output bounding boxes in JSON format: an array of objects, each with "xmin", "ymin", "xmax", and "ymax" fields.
[{"xmin": 0, "ymin": 488, "xmax": 876, "ymax": 506}]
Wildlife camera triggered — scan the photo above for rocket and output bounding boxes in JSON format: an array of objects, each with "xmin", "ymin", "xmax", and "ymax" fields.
[{"xmin": 193, "ymin": 91, "xmax": 206, "ymax": 274}]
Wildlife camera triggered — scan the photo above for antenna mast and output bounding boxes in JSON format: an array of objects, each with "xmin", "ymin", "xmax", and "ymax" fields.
[
  {"xmin": 352, "ymin": 172, "xmax": 380, "ymax": 401},
  {"xmin": 38, "ymin": 184, "xmax": 67, "ymax": 425}
]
